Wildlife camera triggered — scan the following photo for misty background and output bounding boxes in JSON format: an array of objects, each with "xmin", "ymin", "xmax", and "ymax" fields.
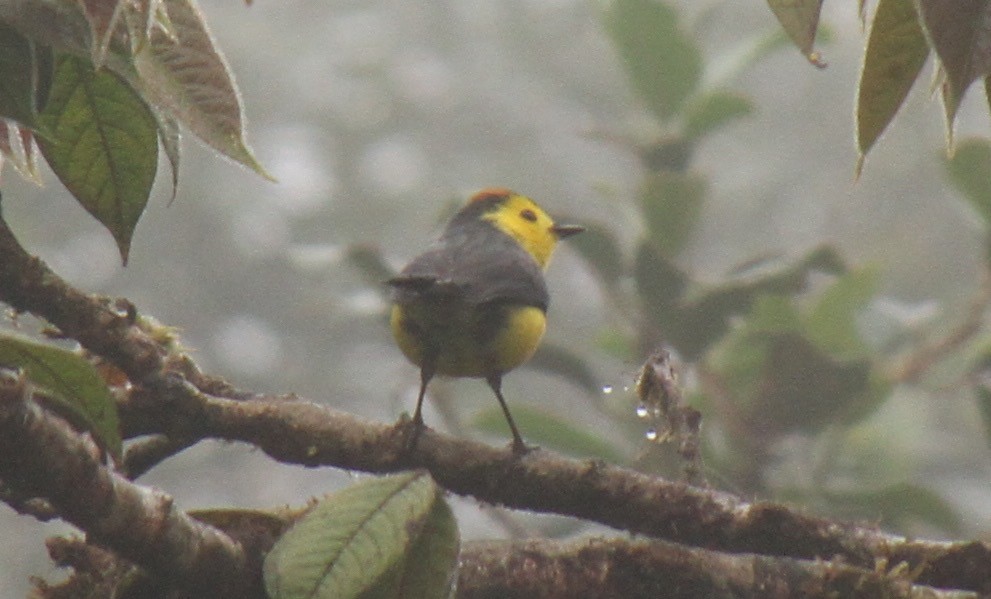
[{"xmin": 3, "ymin": 0, "xmax": 989, "ymax": 594}]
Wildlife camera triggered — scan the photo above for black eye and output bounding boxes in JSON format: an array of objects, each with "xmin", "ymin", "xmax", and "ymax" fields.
[{"xmin": 520, "ymin": 209, "xmax": 537, "ymax": 222}]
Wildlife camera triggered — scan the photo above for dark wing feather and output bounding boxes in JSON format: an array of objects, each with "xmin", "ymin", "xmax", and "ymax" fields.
[{"xmin": 388, "ymin": 222, "xmax": 548, "ymax": 310}]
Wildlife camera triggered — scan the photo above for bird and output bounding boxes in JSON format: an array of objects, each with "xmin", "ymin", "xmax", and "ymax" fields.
[{"xmin": 387, "ymin": 188, "xmax": 583, "ymax": 454}]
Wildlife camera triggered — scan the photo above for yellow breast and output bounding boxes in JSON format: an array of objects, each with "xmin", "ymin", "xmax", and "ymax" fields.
[{"xmin": 390, "ymin": 303, "xmax": 546, "ymax": 378}]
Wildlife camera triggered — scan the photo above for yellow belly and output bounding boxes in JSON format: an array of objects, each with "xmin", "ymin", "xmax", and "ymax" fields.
[{"xmin": 391, "ymin": 303, "xmax": 546, "ymax": 378}]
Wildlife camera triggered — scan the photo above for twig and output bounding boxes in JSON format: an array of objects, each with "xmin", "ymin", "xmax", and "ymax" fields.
[
  {"xmin": 635, "ymin": 349, "xmax": 706, "ymax": 486},
  {"xmin": 889, "ymin": 267, "xmax": 991, "ymax": 383},
  {"xmin": 122, "ymin": 434, "xmax": 198, "ymax": 480}
]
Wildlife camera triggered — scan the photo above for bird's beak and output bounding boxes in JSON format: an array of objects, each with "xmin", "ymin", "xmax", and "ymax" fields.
[{"xmin": 551, "ymin": 223, "xmax": 584, "ymax": 239}]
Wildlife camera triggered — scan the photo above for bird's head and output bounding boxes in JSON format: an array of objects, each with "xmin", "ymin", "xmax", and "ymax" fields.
[{"xmin": 463, "ymin": 188, "xmax": 583, "ymax": 268}]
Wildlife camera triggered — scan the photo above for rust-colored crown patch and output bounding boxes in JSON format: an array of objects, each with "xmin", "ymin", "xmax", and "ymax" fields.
[{"xmin": 468, "ymin": 187, "xmax": 514, "ymax": 203}]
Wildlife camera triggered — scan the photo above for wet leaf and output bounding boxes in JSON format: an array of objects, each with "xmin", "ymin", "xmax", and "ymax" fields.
[{"xmin": 766, "ymin": 0, "xmax": 827, "ymax": 67}]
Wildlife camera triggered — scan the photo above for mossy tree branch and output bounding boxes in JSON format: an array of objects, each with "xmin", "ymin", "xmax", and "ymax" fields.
[{"xmin": 2, "ymin": 209, "xmax": 991, "ymax": 596}]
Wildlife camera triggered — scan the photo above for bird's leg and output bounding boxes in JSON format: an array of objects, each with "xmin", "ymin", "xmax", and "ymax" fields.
[
  {"xmin": 412, "ymin": 366, "xmax": 431, "ymax": 428},
  {"xmin": 406, "ymin": 361, "xmax": 435, "ymax": 453},
  {"xmin": 486, "ymin": 374, "xmax": 532, "ymax": 455}
]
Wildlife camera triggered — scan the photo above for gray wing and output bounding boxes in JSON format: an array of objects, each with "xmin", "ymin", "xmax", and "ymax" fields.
[{"xmin": 388, "ymin": 229, "xmax": 548, "ymax": 310}]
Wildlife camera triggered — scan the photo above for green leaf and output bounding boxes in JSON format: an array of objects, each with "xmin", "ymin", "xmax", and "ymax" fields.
[
  {"xmin": 747, "ymin": 332, "xmax": 873, "ymax": 435},
  {"xmin": 766, "ymin": 0, "xmax": 827, "ymax": 67},
  {"xmin": 805, "ymin": 267, "xmax": 879, "ymax": 359},
  {"xmin": 530, "ymin": 342, "xmax": 601, "ymax": 396},
  {"xmin": 712, "ymin": 269, "xmax": 882, "ymax": 436},
  {"xmin": 633, "ymin": 240, "xmax": 688, "ymax": 314},
  {"xmin": 0, "ymin": 24, "xmax": 35, "ymax": 125},
  {"xmin": 0, "ymin": 332, "xmax": 121, "ymax": 459},
  {"xmin": 916, "ymin": 0, "xmax": 991, "ymax": 130},
  {"xmin": 745, "ymin": 294, "xmax": 804, "ymax": 334},
  {"xmin": 263, "ymin": 471, "xmax": 440, "ymax": 599},
  {"xmin": 640, "ymin": 171, "xmax": 706, "ymax": 257},
  {"xmin": 567, "ymin": 221, "xmax": 623, "ymax": 286},
  {"xmin": 473, "ymin": 404, "xmax": 625, "ymax": 462},
  {"xmin": 132, "ymin": 0, "xmax": 271, "ymax": 180},
  {"xmin": 381, "ymin": 498, "xmax": 459, "ymax": 599},
  {"xmin": 652, "ymin": 246, "xmax": 845, "ymax": 360},
  {"xmin": 683, "ymin": 91, "xmax": 754, "ymax": 140},
  {"xmin": 603, "ymin": 0, "xmax": 702, "ymax": 121},
  {"xmin": 856, "ymin": 0, "xmax": 929, "ymax": 161},
  {"xmin": 37, "ymin": 53, "xmax": 158, "ymax": 265},
  {"xmin": 945, "ymin": 138, "xmax": 991, "ymax": 225}
]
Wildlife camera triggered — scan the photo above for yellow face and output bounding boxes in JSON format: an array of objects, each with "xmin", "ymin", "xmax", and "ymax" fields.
[{"xmin": 482, "ymin": 193, "xmax": 561, "ymax": 269}]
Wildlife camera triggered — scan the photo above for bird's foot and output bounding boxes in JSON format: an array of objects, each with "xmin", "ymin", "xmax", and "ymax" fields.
[
  {"xmin": 510, "ymin": 438, "xmax": 537, "ymax": 456},
  {"xmin": 394, "ymin": 413, "xmax": 426, "ymax": 456}
]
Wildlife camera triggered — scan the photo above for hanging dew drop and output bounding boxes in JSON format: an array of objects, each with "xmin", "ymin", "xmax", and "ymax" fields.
[
  {"xmin": 635, "ymin": 404, "xmax": 649, "ymax": 418},
  {"xmin": 602, "ymin": 384, "xmax": 614, "ymax": 394},
  {"xmin": 645, "ymin": 427, "xmax": 658, "ymax": 441}
]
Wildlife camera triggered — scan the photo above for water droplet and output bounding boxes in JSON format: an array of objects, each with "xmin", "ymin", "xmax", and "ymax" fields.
[
  {"xmin": 635, "ymin": 404, "xmax": 649, "ymax": 418},
  {"xmin": 645, "ymin": 427, "xmax": 658, "ymax": 441},
  {"xmin": 602, "ymin": 385, "xmax": 614, "ymax": 394},
  {"xmin": 622, "ymin": 386, "xmax": 630, "ymax": 392}
]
